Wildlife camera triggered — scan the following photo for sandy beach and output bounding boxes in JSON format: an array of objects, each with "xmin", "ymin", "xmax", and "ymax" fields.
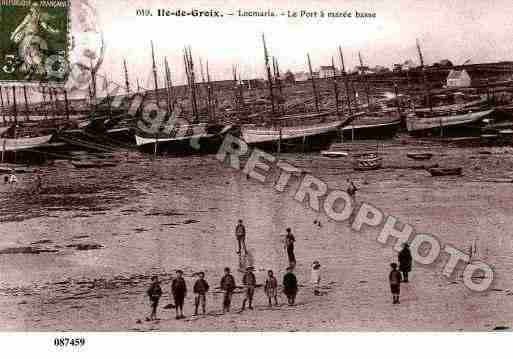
[{"xmin": 1, "ymin": 139, "xmax": 513, "ymax": 331}]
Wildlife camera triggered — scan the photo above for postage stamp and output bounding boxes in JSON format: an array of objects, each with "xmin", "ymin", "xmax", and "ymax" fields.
[{"xmin": 0, "ymin": 0, "xmax": 70, "ymax": 82}]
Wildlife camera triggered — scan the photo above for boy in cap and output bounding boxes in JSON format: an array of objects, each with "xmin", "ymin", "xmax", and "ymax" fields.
[
  {"xmin": 240, "ymin": 266, "xmax": 256, "ymax": 312},
  {"xmin": 220, "ymin": 267, "xmax": 236, "ymax": 313},
  {"xmin": 146, "ymin": 275, "xmax": 162, "ymax": 321},
  {"xmin": 171, "ymin": 270, "xmax": 187, "ymax": 319},
  {"xmin": 389, "ymin": 263, "xmax": 402, "ymax": 304},
  {"xmin": 264, "ymin": 270, "xmax": 278, "ymax": 306},
  {"xmin": 193, "ymin": 271, "xmax": 209, "ymax": 316}
]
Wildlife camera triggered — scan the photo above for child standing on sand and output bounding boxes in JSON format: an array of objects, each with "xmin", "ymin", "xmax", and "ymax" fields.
[
  {"xmin": 146, "ymin": 275, "xmax": 162, "ymax": 321},
  {"xmin": 389, "ymin": 263, "xmax": 402, "ymax": 304},
  {"xmin": 171, "ymin": 270, "xmax": 187, "ymax": 319},
  {"xmin": 193, "ymin": 272, "xmax": 209, "ymax": 316},
  {"xmin": 264, "ymin": 270, "xmax": 278, "ymax": 306},
  {"xmin": 311, "ymin": 261, "xmax": 321, "ymax": 296}
]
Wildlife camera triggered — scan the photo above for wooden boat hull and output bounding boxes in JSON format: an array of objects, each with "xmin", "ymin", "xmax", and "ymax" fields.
[
  {"xmin": 353, "ymin": 154, "xmax": 383, "ymax": 171},
  {"xmin": 135, "ymin": 124, "xmax": 234, "ymax": 155},
  {"xmin": 342, "ymin": 115, "xmax": 401, "ymax": 140},
  {"xmin": 321, "ymin": 150, "xmax": 348, "ymax": 158},
  {"xmin": 406, "ymin": 109, "xmax": 494, "ymax": 134},
  {"xmin": 428, "ymin": 167, "xmax": 462, "ymax": 176},
  {"xmin": 242, "ymin": 119, "xmax": 344, "ymax": 152},
  {"xmin": 406, "ymin": 153, "xmax": 434, "ymax": 160}
]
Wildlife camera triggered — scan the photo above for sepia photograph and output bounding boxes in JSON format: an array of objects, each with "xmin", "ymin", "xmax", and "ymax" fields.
[{"xmin": 0, "ymin": 0, "xmax": 512, "ymax": 355}]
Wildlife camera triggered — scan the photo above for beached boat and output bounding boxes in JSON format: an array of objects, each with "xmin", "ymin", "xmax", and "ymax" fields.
[
  {"xmin": 1, "ymin": 134, "xmax": 54, "ymax": 152},
  {"xmin": 428, "ymin": 167, "xmax": 462, "ymax": 176},
  {"xmin": 406, "ymin": 153, "xmax": 434, "ymax": 161},
  {"xmin": 353, "ymin": 153, "xmax": 383, "ymax": 171},
  {"xmin": 406, "ymin": 109, "xmax": 494, "ymax": 133},
  {"xmin": 321, "ymin": 150, "xmax": 348, "ymax": 158},
  {"xmin": 242, "ymin": 111, "xmax": 347, "ymax": 152},
  {"xmin": 342, "ymin": 111, "xmax": 402, "ymax": 139},
  {"xmin": 135, "ymin": 123, "xmax": 234, "ymax": 155}
]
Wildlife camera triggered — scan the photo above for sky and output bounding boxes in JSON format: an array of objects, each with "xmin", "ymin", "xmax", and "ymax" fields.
[{"xmin": 33, "ymin": 0, "xmax": 513, "ymax": 97}]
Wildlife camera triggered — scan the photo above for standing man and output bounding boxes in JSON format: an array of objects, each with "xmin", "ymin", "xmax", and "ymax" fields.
[
  {"xmin": 171, "ymin": 270, "xmax": 187, "ymax": 319},
  {"xmin": 283, "ymin": 266, "xmax": 298, "ymax": 306},
  {"xmin": 235, "ymin": 219, "xmax": 247, "ymax": 255},
  {"xmin": 193, "ymin": 272, "xmax": 209, "ymax": 316},
  {"xmin": 284, "ymin": 228, "xmax": 296, "ymax": 268},
  {"xmin": 240, "ymin": 266, "xmax": 256, "ymax": 312},
  {"xmin": 220, "ymin": 267, "xmax": 236, "ymax": 313},
  {"xmin": 398, "ymin": 243, "xmax": 412, "ymax": 283},
  {"xmin": 146, "ymin": 275, "xmax": 162, "ymax": 321}
]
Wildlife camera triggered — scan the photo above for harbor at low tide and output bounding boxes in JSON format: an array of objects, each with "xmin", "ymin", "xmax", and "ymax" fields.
[{"xmin": 1, "ymin": 140, "xmax": 513, "ymax": 331}]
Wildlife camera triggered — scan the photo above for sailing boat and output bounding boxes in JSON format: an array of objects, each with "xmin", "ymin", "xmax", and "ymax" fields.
[
  {"xmin": 1, "ymin": 86, "xmax": 57, "ymax": 163},
  {"xmin": 241, "ymin": 35, "xmax": 350, "ymax": 152},
  {"xmin": 134, "ymin": 44, "xmax": 234, "ymax": 155},
  {"xmin": 406, "ymin": 40, "xmax": 494, "ymax": 136}
]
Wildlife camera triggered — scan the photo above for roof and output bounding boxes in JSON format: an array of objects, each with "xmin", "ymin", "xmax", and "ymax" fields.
[{"xmin": 447, "ymin": 69, "xmax": 470, "ymax": 80}]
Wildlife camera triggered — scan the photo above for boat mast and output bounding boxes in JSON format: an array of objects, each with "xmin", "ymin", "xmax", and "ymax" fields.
[
  {"xmin": 123, "ymin": 59, "xmax": 131, "ymax": 94},
  {"xmin": 262, "ymin": 33, "xmax": 276, "ymax": 115},
  {"xmin": 331, "ymin": 56, "xmax": 340, "ymax": 115},
  {"xmin": 206, "ymin": 60, "xmax": 214, "ymax": 122},
  {"xmin": 150, "ymin": 40, "xmax": 159, "ymax": 158},
  {"xmin": 164, "ymin": 57, "xmax": 172, "ymax": 115},
  {"xmin": 339, "ymin": 46, "xmax": 352, "ymax": 115},
  {"xmin": 64, "ymin": 88, "xmax": 70, "ymax": 122},
  {"xmin": 41, "ymin": 86, "xmax": 48, "ymax": 121},
  {"xmin": 22, "ymin": 86, "xmax": 30, "ymax": 122},
  {"xmin": 150, "ymin": 40, "xmax": 159, "ymax": 106},
  {"xmin": 358, "ymin": 52, "xmax": 371, "ymax": 108},
  {"xmin": 185, "ymin": 46, "xmax": 199, "ymax": 123},
  {"xmin": 307, "ymin": 53, "xmax": 319, "ymax": 113},
  {"xmin": 12, "ymin": 87, "xmax": 18, "ymax": 162},
  {"xmin": 416, "ymin": 39, "xmax": 432, "ymax": 112},
  {"xmin": 273, "ymin": 56, "xmax": 283, "ymax": 103}
]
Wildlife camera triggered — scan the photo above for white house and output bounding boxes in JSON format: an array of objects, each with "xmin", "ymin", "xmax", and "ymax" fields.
[
  {"xmin": 319, "ymin": 65, "xmax": 336, "ymax": 78},
  {"xmin": 446, "ymin": 70, "xmax": 471, "ymax": 88}
]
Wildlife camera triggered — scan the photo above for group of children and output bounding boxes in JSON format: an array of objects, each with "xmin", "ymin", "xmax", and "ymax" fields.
[{"xmin": 145, "ymin": 262, "xmax": 324, "ymax": 322}]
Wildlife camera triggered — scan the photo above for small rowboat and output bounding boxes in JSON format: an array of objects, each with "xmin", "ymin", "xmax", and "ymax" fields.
[
  {"xmin": 321, "ymin": 150, "xmax": 349, "ymax": 158},
  {"xmin": 353, "ymin": 153, "xmax": 383, "ymax": 171},
  {"xmin": 406, "ymin": 153, "xmax": 434, "ymax": 161},
  {"xmin": 428, "ymin": 167, "xmax": 462, "ymax": 176}
]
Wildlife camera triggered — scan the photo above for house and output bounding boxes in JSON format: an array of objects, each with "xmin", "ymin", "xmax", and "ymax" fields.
[
  {"xmin": 446, "ymin": 69, "xmax": 471, "ymax": 88},
  {"xmin": 294, "ymin": 71, "xmax": 309, "ymax": 82},
  {"xmin": 319, "ymin": 65, "xmax": 336, "ymax": 78}
]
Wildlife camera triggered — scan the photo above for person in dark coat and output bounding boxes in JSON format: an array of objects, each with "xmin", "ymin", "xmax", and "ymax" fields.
[
  {"xmin": 146, "ymin": 275, "xmax": 162, "ymax": 321},
  {"xmin": 398, "ymin": 243, "xmax": 413, "ymax": 283},
  {"xmin": 220, "ymin": 267, "xmax": 236, "ymax": 313},
  {"xmin": 282, "ymin": 266, "xmax": 298, "ymax": 306},
  {"xmin": 240, "ymin": 266, "xmax": 256, "ymax": 312},
  {"xmin": 193, "ymin": 272, "xmax": 209, "ymax": 316},
  {"xmin": 389, "ymin": 263, "xmax": 402, "ymax": 304},
  {"xmin": 284, "ymin": 228, "xmax": 296, "ymax": 268},
  {"xmin": 235, "ymin": 219, "xmax": 247, "ymax": 255},
  {"xmin": 171, "ymin": 270, "xmax": 187, "ymax": 319}
]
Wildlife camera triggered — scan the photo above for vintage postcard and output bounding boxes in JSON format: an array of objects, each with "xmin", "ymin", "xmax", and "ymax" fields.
[{"xmin": 0, "ymin": 0, "xmax": 512, "ymax": 352}]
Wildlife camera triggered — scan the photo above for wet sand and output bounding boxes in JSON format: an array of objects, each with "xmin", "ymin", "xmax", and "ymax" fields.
[{"xmin": 1, "ymin": 140, "xmax": 513, "ymax": 331}]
